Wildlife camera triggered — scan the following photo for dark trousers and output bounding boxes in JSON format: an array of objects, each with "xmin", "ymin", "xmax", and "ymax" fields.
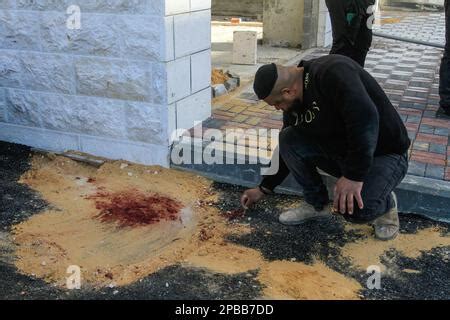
[
  {"xmin": 279, "ymin": 127, "xmax": 408, "ymax": 223},
  {"xmin": 440, "ymin": 0, "xmax": 450, "ymax": 114},
  {"xmin": 325, "ymin": 0, "xmax": 374, "ymax": 67}
]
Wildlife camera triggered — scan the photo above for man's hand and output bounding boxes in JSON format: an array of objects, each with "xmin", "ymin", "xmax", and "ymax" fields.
[
  {"xmin": 333, "ymin": 177, "xmax": 364, "ymax": 215},
  {"xmin": 241, "ymin": 188, "xmax": 265, "ymax": 209}
]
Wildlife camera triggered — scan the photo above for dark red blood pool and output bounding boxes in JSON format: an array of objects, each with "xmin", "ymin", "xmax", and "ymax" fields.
[
  {"xmin": 88, "ymin": 190, "xmax": 183, "ymax": 227},
  {"xmin": 224, "ymin": 208, "xmax": 245, "ymax": 220}
]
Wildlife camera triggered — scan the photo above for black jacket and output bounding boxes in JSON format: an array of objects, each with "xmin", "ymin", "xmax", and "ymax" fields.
[{"xmin": 261, "ymin": 54, "xmax": 411, "ymax": 190}]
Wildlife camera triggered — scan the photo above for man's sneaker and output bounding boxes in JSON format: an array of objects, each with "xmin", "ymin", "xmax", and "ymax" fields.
[
  {"xmin": 373, "ymin": 192, "xmax": 400, "ymax": 241},
  {"xmin": 279, "ymin": 202, "xmax": 329, "ymax": 226}
]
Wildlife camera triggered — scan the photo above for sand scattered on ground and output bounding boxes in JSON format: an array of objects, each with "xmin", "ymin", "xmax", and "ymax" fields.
[
  {"xmin": 10, "ymin": 153, "xmax": 362, "ymax": 299},
  {"xmin": 13, "ymin": 154, "xmax": 245, "ymax": 287},
  {"xmin": 379, "ymin": 17, "xmax": 403, "ymax": 24},
  {"xmin": 342, "ymin": 224, "xmax": 450, "ymax": 271},
  {"xmin": 212, "ymin": 69, "xmax": 229, "ymax": 85},
  {"xmin": 183, "ymin": 242, "xmax": 265, "ymax": 274},
  {"xmin": 258, "ymin": 260, "xmax": 362, "ymax": 300}
]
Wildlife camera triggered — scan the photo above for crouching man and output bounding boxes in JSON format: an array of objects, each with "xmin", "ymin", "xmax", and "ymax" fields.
[{"xmin": 241, "ymin": 55, "xmax": 411, "ymax": 240}]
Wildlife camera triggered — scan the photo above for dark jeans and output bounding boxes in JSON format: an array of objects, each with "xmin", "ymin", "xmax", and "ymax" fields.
[
  {"xmin": 279, "ymin": 127, "xmax": 409, "ymax": 223},
  {"xmin": 440, "ymin": 0, "xmax": 450, "ymax": 115},
  {"xmin": 325, "ymin": 0, "xmax": 374, "ymax": 67}
]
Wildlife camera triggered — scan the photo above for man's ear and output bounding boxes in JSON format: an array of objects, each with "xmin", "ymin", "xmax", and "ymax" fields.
[
  {"xmin": 281, "ymin": 87, "xmax": 295, "ymax": 98},
  {"xmin": 280, "ymin": 88, "xmax": 290, "ymax": 96}
]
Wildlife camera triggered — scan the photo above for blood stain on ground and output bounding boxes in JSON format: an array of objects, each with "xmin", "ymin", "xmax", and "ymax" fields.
[
  {"xmin": 88, "ymin": 190, "xmax": 183, "ymax": 228},
  {"xmin": 223, "ymin": 208, "xmax": 245, "ymax": 221}
]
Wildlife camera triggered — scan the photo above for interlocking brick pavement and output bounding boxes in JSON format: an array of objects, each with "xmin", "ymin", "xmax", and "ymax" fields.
[{"xmin": 203, "ymin": 10, "xmax": 449, "ymax": 181}]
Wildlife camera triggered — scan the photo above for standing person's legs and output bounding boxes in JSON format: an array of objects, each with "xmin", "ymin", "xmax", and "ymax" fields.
[
  {"xmin": 351, "ymin": 1, "xmax": 375, "ymax": 67},
  {"xmin": 325, "ymin": 0, "xmax": 354, "ymax": 58},
  {"xmin": 326, "ymin": 0, "xmax": 372, "ymax": 67},
  {"xmin": 439, "ymin": 0, "xmax": 450, "ymax": 116}
]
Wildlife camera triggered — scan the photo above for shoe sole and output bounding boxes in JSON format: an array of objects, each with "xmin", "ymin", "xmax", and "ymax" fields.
[{"xmin": 375, "ymin": 229, "xmax": 399, "ymax": 241}]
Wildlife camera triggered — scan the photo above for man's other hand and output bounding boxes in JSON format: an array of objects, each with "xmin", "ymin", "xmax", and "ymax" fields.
[
  {"xmin": 241, "ymin": 188, "xmax": 265, "ymax": 209},
  {"xmin": 333, "ymin": 177, "xmax": 364, "ymax": 214}
]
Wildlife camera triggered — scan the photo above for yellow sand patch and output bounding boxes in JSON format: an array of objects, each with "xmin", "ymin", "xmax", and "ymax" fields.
[
  {"xmin": 12, "ymin": 154, "xmax": 237, "ymax": 287},
  {"xmin": 212, "ymin": 69, "xmax": 229, "ymax": 85},
  {"xmin": 9, "ymin": 153, "xmax": 363, "ymax": 299},
  {"xmin": 258, "ymin": 260, "xmax": 362, "ymax": 300},
  {"xmin": 342, "ymin": 224, "xmax": 450, "ymax": 270},
  {"xmin": 380, "ymin": 17, "xmax": 403, "ymax": 25},
  {"xmin": 184, "ymin": 242, "xmax": 265, "ymax": 274}
]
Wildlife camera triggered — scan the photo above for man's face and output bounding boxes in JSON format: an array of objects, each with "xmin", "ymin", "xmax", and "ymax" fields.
[{"xmin": 264, "ymin": 89, "xmax": 297, "ymax": 112}]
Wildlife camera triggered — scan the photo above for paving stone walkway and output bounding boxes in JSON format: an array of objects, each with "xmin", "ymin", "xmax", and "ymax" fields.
[
  {"xmin": 201, "ymin": 10, "xmax": 450, "ymax": 182},
  {"xmin": 373, "ymin": 11, "xmax": 445, "ymax": 45}
]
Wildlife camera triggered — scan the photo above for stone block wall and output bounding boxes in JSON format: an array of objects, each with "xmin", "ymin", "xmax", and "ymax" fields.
[
  {"xmin": 317, "ymin": 0, "xmax": 332, "ymax": 48},
  {"xmin": 0, "ymin": 0, "xmax": 212, "ymax": 166},
  {"xmin": 212, "ymin": 0, "xmax": 263, "ymax": 18},
  {"xmin": 263, "ymin": 0, "xmax": 305, "ymax": 48},
  {"xmin": 302, "ymin": 0, "xmax": 332, "ymax": 49}
]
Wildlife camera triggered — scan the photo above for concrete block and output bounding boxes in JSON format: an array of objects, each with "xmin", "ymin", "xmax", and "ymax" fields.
[
  {"xmin": 174, "ymin": 10, "xmax": 211, "ymax": 58},
  {"xmin": 40, "ymin": 12, "xmax": 123, "ymax": 57},
  {"xmin": 166, "ymin": 0, "xmax": 190, "ymax": 15},
  {"xmin": 16, "ymin": 0, "xmax": 66, "ymax": 10},
  {"xmin": 80, "ymin": 135, "xmax": 170, "ymax": 167},
  {"xmin": 147, "ymin": 0, "xmax": 165, "ymax": 15},
  {"xmin": 226, "ymin": 71, "xmax": 241, "ymax": 87},
  {"xmin": 164, "ymin": 16, "xmax": 175, "ymax": 62},
  {"xmin": 167, "ymin": 57, "xmax": 191, "ymax": 103},
  {"xmin": 5, "ymin": 89, "xmax": 42, "ymax": 127},
  {"xmin": 76, "ymin": 0, "xmax": 148, "ymax": 14},
  {"xmin": 125, "ymin": 103, "xmax": 165, "ymax": 145},
  {"xmin": 317, "ymin": 0, "xmax": 332, "ymax": 47},
  {"xmin": 19, "ymin": 52, "xmax": 74, "ymax": 94},
  {"xmin": 75, "ymin": 57, "xmax": 151, "ymax": 102},
  {"xmin": 0, "ymin": 122, "xmax": 80, "ymax": 152},
  {"xmin": 176, "ymin": 88, "xmax": 211, "ymax": 130},
  {"xmin": 0, "ymin": 10, "xmax": 41, "ymax": 50},
  {"xmin": 167, "ymin": 103, "xmax": 178, "ymax": 143},
  {"xmin": 191, "ymin": 0, "xmax": 211, "ymax": 11},
  {"xmin": 17, "ymin": 0, "xmax": 148, "ymax": 14},
  {"xmin": 0, "ymin": 99, "xmax": 5, "ymax": 123},
  {"xmin": 212, "ymin": 84, "xmax": 228, "ymax": 98},
  {"xmin": 224, "ymin": 78, "xmax": 239, "ymax": 92},
  {"xmin": 232, "ymin": 31, "xmax": 257, "ymax": 65},
  {"xmin": 0, "ymin": 0, "xmax": 15, "ymax": 9},
  {"xmin": 37, "ymin": 94, "xmax": 128, "ymax": 139},
  {"xmin": 191, "ymin": 50, "xmax": 211, "ymax": 93},
  {"xmin": 5, "ymin": 89, "xmax": 133, "ymax": 139},
  {"xmin": 0, "ymin": 51, "xmax": 22, "ymax": 88},
  {"xmin": 120, "ymin": 15, "xmax": 169, "ymax": 61},
  {"xmin": 263, "ymin": 0, "xmax": 304, "ymax": 48},
  {"xmin": 150, "ymin": 62, "xmax": 168, "ymax": 105}
]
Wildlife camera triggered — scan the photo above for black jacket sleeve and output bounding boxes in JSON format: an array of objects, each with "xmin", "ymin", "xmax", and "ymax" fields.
[
  {"xmin": 322, "ymin": 63, "xmax": 379, "ymax": 181},
  {"xmin": 259, "ymin": 111, "xmax": 295, "ymax": 191}
]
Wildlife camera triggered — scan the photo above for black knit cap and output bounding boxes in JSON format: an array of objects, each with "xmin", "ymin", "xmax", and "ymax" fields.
[{"xmin": 253, "ymin": 63, "xmax": 278, "ymax": 100}]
